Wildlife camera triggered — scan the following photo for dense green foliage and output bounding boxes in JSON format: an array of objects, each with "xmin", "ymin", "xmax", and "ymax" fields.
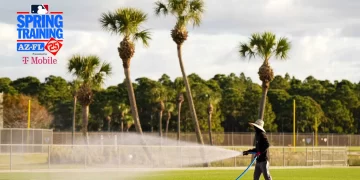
[{"xmin": 0, "ymin": 73, "xmax": 359, "ymax": 134}]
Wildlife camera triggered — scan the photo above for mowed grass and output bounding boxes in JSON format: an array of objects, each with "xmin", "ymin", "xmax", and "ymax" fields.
[{"xmin": 0, "ymin": 168, "xmax": 359, "ymax": 180}]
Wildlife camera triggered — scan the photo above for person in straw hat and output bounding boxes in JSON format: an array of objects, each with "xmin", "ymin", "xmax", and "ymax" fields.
[{"xmin": 242, "ymin": 119, "xmax": 272, "ymax": 180}]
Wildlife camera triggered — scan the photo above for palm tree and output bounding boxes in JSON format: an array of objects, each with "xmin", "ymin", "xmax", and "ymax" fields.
[
  {"xmin": 67, "ymin": 55, "xmax": 112, "ymax": 143},
  {"xmin": 100, "ymin": 8, "xmax": 151, "ymax": 134},
  {"xmin": 165, "ymin": 102, "xmax": 175, "ymax": 136},
  {"xmin": 239, "ymin": 32, "xmax": 291, "ymax": 121},
  {"xmin": 174, "ymin": 77, "xmax": 186, "ymax": 141},
  {"xmin": 125, "ymin": 115, "xmax": 134, "ymax": 132},
  {"xmin": 104, "ymin": 105, "xmax": 113, "ymax": 132},
  {"xmin": 207, "ymin": 102, "xmax": 213, "ymax": 145},
  {"xmin": 154, "ymin": 0, "xmax": 205, "ymax": 145},
  {"xmin": 151, "ymin": 83, "xmax": 167, "ymax": 137},
  {"xmin": 118, "ymin": 103, "xmax": 130, "ymax": 132},
  {"xmin": 68, "ymin": 80, "xmax": 81, "ymax": 145},
  {"xmin": 176, "ymin": 93, "xmax": 184, "ymax": 141}
]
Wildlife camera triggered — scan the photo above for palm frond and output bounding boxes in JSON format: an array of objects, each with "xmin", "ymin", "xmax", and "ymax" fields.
[
  {"xmin": 249, "ymin": 33, "xmax": 262, "ymax": 47},
  {"xmin": 248, "ymin": 33, "xmax": 265, "ymax": 58},
  {"xmin": 239, "ymin": 43, "xmax": 256, "ymax": 59},
  {"xmin": 100, "ymin": 8, "xmax": 148, "ymax": 37},
  {"xmin": 275, "ymin": 37, "xmax": 291, "ymax": 60},
  {"xmin": 83, "ymin": 55, "xmax": 101, "ymax": 83},
  {"xmin": 133, "ymin": 29, "xmax": 152, "ymax": 47},
  {"xmin": 154, "ymin": 1, "xmax": 169, "ymax": 16},
  {"xmin": 67, "ymin": 55, "xmax": 112, "ymax": 90},
  {"xmin": 93, "ymin": 61, "xmax": 112, "ymax": 89},
  {"xmin": 187, "ymin": 0, "xmax": 204, "ymax": 27},
  {"xmin": 99, "ymin": 12, "xmax": 120, "ymax": 35},
  {"xmin": 261, "ymin": 32, "xmax": 276, "ymax": 59},
  {"xmin": 176, "ymin": 15, "xmax": 187, "ymax": 28},
  {"xmin": 168, "ymin": 0, "xmax": 187, "ymax": 16},
  {"xmin": 238, "ymin": 31, "xmax": 292, "ymax": 62},
  {"xmin": 67, "ymin": 54, "xmax": 84, "ymax": 77}
]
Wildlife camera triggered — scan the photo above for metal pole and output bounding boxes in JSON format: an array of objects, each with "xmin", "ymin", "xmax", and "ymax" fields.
[
  {"xmin": 282, "ymin": 146, "xmax": 285, "ymax": 166},
  {"xmin": 320, "ymin": 148, "xmax": 322, "ymax": 166},
  {"xmin": 180, "ymin": 146, "xmax": 183, "ymax": 168},
  {"xmin": 48, "ymin": 145, "xmax": 51, "ymax": 169},
  {"xmin": 315, "ymin": 118, "xmax": 318, "ymax": 147},
  {"xmin": 0, "ymin": 129, "xmax": 1, "ymax": 153},
  {"xmin": 231, "ymin": 132, "xmax": 234, "ymax": 146},
  {"xmin": 10, "ymin": 129, "xmax": 12, "ymax": 145},
  {"xmin": 349, "ymin": 135, "xmax": 351, "ymax": 146},
  {"xmin": 293, "ymin": 99, "xmax": 296, "ymax": 148},
  {"xmin": 312, "ymin": 147, "xmax": 314, "ymax": 166},
  {"xmin": 84, "ymin": 146, "xmax": 87, "ymax": 168},
  {"xmin": 312, "ymin": 132, "xmax": 314, "ymax": 147},
  {"xmin": 118, "ymin": 146, "xmax": 120, "ymax": 168},
  {"xmin": 306, "ymin": 147, "xmax": 308, "ymax": 166},
  {"xmin": 41, "ymin": 130, "xmax": 43, "ymax": 153},
  {"xmin": 234, "ymin": 147, "xmax": 236, "ymax": 167},
  {"xmin": 28, "ymin": 100, "xmax": 31, "ymax": 128},
  {"xmin": 32, "ymin": 129, "xmax": 34, "ymax": 153},
  {"xmin": 72, "ymin": 96, "xmax": 76, "ymax": 146},
  {"xmin": 21, "ymin": 129, "xmax": 23, "ymax": 153},
  {"xmin": 10, "ymin": 144, "xmax": 12, "ymax": 170},
  {"xmin": 332, "ymin": 147, "xmax": 334, "ymax": 166}
]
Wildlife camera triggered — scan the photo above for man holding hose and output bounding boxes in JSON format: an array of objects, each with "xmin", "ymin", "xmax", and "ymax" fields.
[{"xmin": 242, "ymin": 119, "xmax": 272, "ymax": 180}]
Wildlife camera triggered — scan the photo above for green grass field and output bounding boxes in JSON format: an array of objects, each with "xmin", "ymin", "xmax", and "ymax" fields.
[{"xmin": 0, "ymin": 168, "xmax": 360, "ymax": 180}]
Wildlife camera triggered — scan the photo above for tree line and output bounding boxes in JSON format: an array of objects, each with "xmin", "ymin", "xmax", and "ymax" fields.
[{"xmin": 1, "ymin": 73, "xmax": 359, "ymax": 134}]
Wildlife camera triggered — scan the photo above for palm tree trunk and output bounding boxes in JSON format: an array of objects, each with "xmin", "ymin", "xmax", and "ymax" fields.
[
  {"xmin": 72, "ymin": 96, "xmax": 77, "ymax": 146},
  {"xmin": 177, "ymin": 102, "xmax": 182, "ymax": 141},
  {"xmin": 120, "ymin": 117, "xmax": 124, "ymax": 132},
  {"xmin": 258, "ymin": 82, "xmax": 269, "ymax": 120},
  {"xmin": 107, "ymin": 118, "xmax": 111, "ymax": 132},
  {"xmin": 123, "ymin": 67, "xmax": 142, "ymax": 134},
  {"xmin": 252, "ymin": 81, "xmax": 269, "ymax": 161},
  {"xmin": 165, "ymin": 111, "xmax": 171, "ymax": 137},
  {"xmin": 176, "ymin": 44, "xmax": 204, "ymax": 145},
  {"xmin": 150, "ymin": 114, "xmax": 154, "ymax": 132},
  {"xmin": 123, "ymin": 66, "xmax": 154, "ymax": 162},
  {"xmin": 208, "ymin": 113, "xmax": 213, "ymax": 145},
  {"xmin": 81, "ymin": 105, "xmax": 89, "ymax": 145},
  {"xmin": 159, "ymin": 110, "xmax": 163, "ymax": 137}
]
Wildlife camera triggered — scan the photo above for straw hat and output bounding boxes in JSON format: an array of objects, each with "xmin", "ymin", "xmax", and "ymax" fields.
[{"xmin": 249, "ymin": 119, "xmax": 266, "ymax": 132}]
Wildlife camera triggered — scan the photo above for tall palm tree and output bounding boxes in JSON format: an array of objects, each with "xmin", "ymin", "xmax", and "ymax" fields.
[
  {"xmin": 67, "ymin": 55, "xmax": 112, "ymax": 143},
  {"xmin": 154, "ymin": 0, "xmax": 205, "ymax": 145},
  {"xmin": 100, "ymin": 8, "xmax": 151, "ymax": 134},
  {"xmin": 239, "ymin": 32, "xmax": 291, "ymax": 121}
]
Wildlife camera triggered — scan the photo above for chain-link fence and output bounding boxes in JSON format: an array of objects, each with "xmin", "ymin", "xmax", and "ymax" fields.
[
  {"xmin": 0, "ymin": 128, "xmax": 53, "ymax": 153},
  {"xmin": 0, "ymin": 145, "xmax": 349, "ymax": 170},
  {"xmin": 53, "ymin": 132, "xmax": 360, "ymax": 146}
]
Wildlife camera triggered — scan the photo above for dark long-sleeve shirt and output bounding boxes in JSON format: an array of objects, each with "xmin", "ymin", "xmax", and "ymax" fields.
[{"xmin": 248, "ymin": 131, "xmax": 270, "ymax": 162}]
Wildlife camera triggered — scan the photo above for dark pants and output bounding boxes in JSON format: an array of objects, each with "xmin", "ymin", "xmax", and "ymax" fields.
[{"xmin": 254, "ymin": 161, "xmax": 272, "ymax": 180}]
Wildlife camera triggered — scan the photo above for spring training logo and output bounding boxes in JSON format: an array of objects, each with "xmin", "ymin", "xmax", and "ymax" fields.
[{"xmin": 16, "ymin": 4, "xmax": 63, "ymax": 64}]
